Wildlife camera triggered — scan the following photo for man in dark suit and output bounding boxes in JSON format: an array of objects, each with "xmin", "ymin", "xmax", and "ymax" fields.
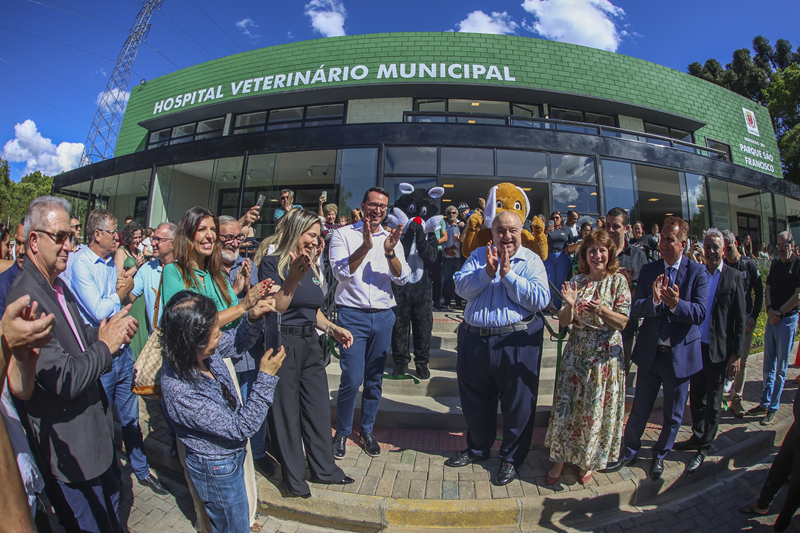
[
  {"xmin": 674, "ymin": 229, "xmax": 745, "ymax": 474},
  {"xmin": 5, "ymin": 196, "xmax": 137, "ymax": 533},
  {"xmin": 0, "ymin": 223, "xmax": 25, "ymax": 316},
  {"xmin": 604, "ymin": 216, "xmax": 708, "ymax": 479}
]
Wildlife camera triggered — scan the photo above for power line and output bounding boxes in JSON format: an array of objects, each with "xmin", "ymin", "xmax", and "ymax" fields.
[
  {"xmin": 186, "ymin": 0, "xmax": 245, "ymax": 52},
  {"xmin": 0, "ymin": 43, "xmax": 98, "ymax": 96},
  {"xmin": 0, "ymin": 57, "xmax": 96, "ymax": 106},
  {"xmin": 0, "ymin": 27, "xmax": 146, "ymax": 80},
  {"xmin": 154, "ymin": 10, "xmax": 215, "ymax": 62},
  {"xmin": 0, "ymin": 81, "xmax": 90, "ymax": 124},
  {"xmin": 0, "ymin": 91, "xmax": 87, "ymax": 130},
  {"xmin": 156, "ymin": 7, "xmax": 216, "ymax": 60}
]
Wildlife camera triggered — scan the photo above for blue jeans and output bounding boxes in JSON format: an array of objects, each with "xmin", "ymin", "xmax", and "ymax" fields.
[
  {"xmin": 184, "ymin": 449, "xmax": 249, "ymax": 533},
  {"xmin": 544, "ymin": 251, "xmax": 571, "ymax": 308},
  {"xmin": 760, "ymin": 315, "xmax": 798, "ymax": 412},
  {"xmin": 99, "ymin": 348, "xmax": 150, "ymax": 480},
  {"xmin": 336, "ymin": 307, "xmax": 396, "ymax": 435},
  {"xmin": 236, "ymin": 369, "xmax": 268, "ymax": 459}
]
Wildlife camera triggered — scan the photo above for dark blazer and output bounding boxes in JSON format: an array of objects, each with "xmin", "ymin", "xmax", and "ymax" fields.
[
  {"xmin": 706, "ymin": 264, "xmax": 746, "ymax": 364},
  {"xmin": 7, "ymin": 257, "xmax": 114, "ymax": 483},
  {"xmin": 631, "ymin": 257, "xmax": 708, "ymax": 379}
]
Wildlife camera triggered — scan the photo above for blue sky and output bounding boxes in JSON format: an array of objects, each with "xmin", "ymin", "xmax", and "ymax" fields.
[{"xmin": 1, "ymin": 0, "xmax": 798, "ymax": 180}]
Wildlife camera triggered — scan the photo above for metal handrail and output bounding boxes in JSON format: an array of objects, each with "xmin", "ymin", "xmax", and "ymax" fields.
[{"xmin": 403, "ymin": 111, "xmax": 729, "ymax": 162}]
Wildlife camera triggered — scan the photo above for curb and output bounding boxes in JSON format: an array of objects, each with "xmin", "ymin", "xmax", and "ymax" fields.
[{"xmin": 250, "ymin": 414, "xmax": 793, "ymax": 531}]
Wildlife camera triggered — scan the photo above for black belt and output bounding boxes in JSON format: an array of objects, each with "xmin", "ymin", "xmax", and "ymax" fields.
[
  {"xmin": 463, "ymin": 316, "xmax": 534, "ymax": 337},
  {"xmin": 339, "ymin": 306, "xmax": 387, "ymax": 313},
  {"xmin": 784, "ymin": 310, "xmax": 799, "ymax": 318},
  {"xmin": 280, "ymin": 323, "xmax": 316, "ymax": 337},
  {"xmin": 657, "ymin": 345, "xmax": 672, "ymax": 353}
]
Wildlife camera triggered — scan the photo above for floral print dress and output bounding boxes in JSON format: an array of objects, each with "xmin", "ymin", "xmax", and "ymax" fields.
[{"xmin": 545, "ymin": 272, "xmax": 631, "ymax": 471}]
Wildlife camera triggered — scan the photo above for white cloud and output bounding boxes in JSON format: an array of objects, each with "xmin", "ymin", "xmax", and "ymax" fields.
[
  {"xmin": 1, "ymin": 119, "xmax": 83, "ymax": 176},
  {"xmin": 521, "ymin": 0, "xmax": 626, "ymax": 52},
  {"xmin": 455, "ymin": 11, "xmax": 518, "ymax": 35},
  {"xmin": 287, "ymin": 31, "xmax": 295, "ymax": 40},
  {"xmin": 235, "ymin": 17, "xmax": 260, "ymax": 40},
  {"xmin": 96, "ymin": 88, "xmax": 130, "ymax": 115},
  {"xmin": 304, "ymin": 0, "xmax": 346, "ymax": 38}
]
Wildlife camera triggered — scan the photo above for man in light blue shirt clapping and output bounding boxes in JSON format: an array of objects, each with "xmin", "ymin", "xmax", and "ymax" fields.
[
  {"xmin": 445, "ymin": 211, "xmax": 550, "ymax": 486},
  {"xmin": 69, "ymin": 209, "xmax": 167, "ymax": 496}
]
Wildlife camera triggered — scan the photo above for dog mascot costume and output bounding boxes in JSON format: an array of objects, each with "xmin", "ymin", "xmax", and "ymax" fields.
[
  {"xmin": 460, "ymin": 182, "xmax": 548, "ymax": 261},
  {"xmin": 386, "ymin": 183, "xmax": 445, "ymax": 380}
]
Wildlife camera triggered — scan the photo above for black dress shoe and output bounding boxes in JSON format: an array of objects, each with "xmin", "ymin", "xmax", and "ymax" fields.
[
  {"xmin": 445, "ymin": 450, "xmax": 487, "ymax": 468},
  {"xmin": 333, "ymin": 433, "xmax": 348, "ymax": 459},
  {"xmin": 311, "ymin": 475, "xmax": 355, "ymax": 485},
  {"xmin": 495, "ymin": 462, "xmax": 517, "ymax": 486},
  {"xmin": 600, "ymin": 456, "xmax": 636, "ymax": 473},
  {"xmin": 138, "ymin": 474, "xmax": 168, "ymax": 495},
  {"xmin": 686, "ymin": 451, "xmax": 706, "ymax": 475},
  {"xmin": 650, "ymin": 458, "xmax": 664, "ymax": 480},
  {"xmin": 360, "ymin": 432, "xmax": 381, "ymax": 457},
  {"xmin": 254, "ymin": 456, "xmax": 275, "ymax": 477},
  {"xmin": 392, "ymin": 364, "xmax": 408, "ymax": 376},
  {"xmin": 415, "ymin": 363, "xmax": 431, "ymax": 380},
  {"xmin": 673, "ymin": 438, "xmax": 701, "ymax": 451}
]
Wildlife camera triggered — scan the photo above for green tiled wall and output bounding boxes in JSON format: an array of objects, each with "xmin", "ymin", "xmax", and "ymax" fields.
[{"xmin": 117, "ymin": 32, "xmax": 780, "ymax": 178}]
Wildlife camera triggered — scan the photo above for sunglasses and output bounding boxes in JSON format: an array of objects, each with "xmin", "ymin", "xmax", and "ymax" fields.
[
  {"xmin": 219, "ymin": 381, "xmax": 238, "ymax": 411},
  {"xmin": 220, "ymin": 233, "xmax": 246, "ymax": 243},
  {"xmin": 35, "ymin": 229, "xmax": 74, "ymax": 245},
  {"xmin": 150, "ymin": 237, "xmax": 173, "ymax": 245}
]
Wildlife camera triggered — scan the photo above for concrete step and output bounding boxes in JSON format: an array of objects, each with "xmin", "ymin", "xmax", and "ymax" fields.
[
  {"xmin": 328, "ymin": 390, "xmax": 556, "ymax": 430},
  {"xmin": 327, "ymin": 360, "xmax": 556, "ymax": 399}
]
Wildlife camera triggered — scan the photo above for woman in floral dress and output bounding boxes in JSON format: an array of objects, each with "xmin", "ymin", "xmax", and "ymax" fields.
[{"xmin": 544, "ymin": 230, "xmax": 631, "ymax": 485}]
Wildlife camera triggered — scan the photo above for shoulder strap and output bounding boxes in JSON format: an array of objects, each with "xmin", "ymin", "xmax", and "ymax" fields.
[{"xmin": 153, "ymin": 271, "xmax": 164, "ymax": 330}]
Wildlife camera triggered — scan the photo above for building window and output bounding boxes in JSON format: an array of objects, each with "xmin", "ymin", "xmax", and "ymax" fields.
[
  {"xmin": 706, "ymin": 138, "xmax": 732, "ymax": 161},
  {"xmin": 412, "ymin": 99, "xmax": 543, "ymax": 121},
  {"xmin": 232, "ymin": 103, "xmax": 346, "ymax": 135},
  {"xmin": 550, "ymin": 107, "xmax": 615, "ymax": 127},
  {"xmin": 644, "ymin": 122, "xmax": 694, "ymax": 143},
  {"xmin": 147, "ymin": 117, "xmax": 225, "ymax": 149}
]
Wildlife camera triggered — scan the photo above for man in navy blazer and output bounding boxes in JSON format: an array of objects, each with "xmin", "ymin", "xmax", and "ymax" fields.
[{"xmin": 604, "ymin": 216, "xmax": 708, "ymax": 479}]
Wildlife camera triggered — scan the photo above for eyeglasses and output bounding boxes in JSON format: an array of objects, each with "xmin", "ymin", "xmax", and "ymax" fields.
[
  {"xmin": 280, "ymin": 195, "xmax": 291, "ymax": 201},
  {"xmin": 447, "ymin": 211, "xmax": 457, "ymax": 215},
  {"xmin": 777, "ymin": 243, "xmax": 793, "ymax": 249},
  {"xmin": 34, "ymin": 229, "xmax": 74, "ymax": 245},
  {"xmin": 150, "ymin": 237, "xmax": 173, "ymax": 246},
  {"xmin": 98, "ymin": 228, "xmax": 118, "ymax": 237},
  {"xmin": 366, "ymin": 202, "xmax": 388, "ymax": 211},
  {"xmin": 220, "ymin": 233, "xmax": 246, "ymax": 243}
]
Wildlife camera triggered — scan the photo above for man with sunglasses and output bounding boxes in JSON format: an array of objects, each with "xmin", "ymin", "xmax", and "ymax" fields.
[
  {"xmin": 69, "ymin": 217, "xmax": 82, "ymax": 250},
  {"xmin": 329, "ymin": 187, "xmax": 409, "ymax": 458},
  {"xmin": 274, "ymin": 189, "xmax": 302, "ymax": 222},
  {"xmin": 721, "ymin": 230, "xmax": 764, "ymax": 418},
  {"xmin": 747, "ymin": 231, "xmax": 800, "ymax": 425},
  {"xmin": 6, "ymin": 196, "xmax": 138, "ymax": 532},
  {"xmin": 68, "ymin": 209, "xmax": 166, "ymax": 496},
  {"xmin": 0, "ymin": 223, "xmax": 25, "ymax": 316}
]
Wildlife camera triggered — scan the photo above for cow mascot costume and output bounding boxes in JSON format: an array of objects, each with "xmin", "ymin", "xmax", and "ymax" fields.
[{"xmin": 386, "ymin": 183, "xmax": 445, "ymax": 380}]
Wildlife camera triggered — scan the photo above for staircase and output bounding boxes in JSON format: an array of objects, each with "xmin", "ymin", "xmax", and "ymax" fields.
[{"xmin": 327, "ymin": 309, "xmax": 562, "ymax": 429}]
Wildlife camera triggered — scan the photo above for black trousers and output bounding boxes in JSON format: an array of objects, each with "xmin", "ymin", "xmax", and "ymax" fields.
[
  {"xmin": 391, "ymin": 276, "xmax": 433, "ymax": 367},
  {"xmin": 267, "ymin": 333, "xmax": 346, "ymax": 496},
  {"xmin": 430, "ymin": 250, "xmax": 442, "ymax": 305},
  {"xmin": 456, "ymin": 317, "xmax": 544, "ymax": 465},
  {"xmin": 689, "ymin": 343, "xmax": 728, "ymax": 451},
  {"xmin": 758, "ymin": 426, "xmax": 800, "ymax": 532}
]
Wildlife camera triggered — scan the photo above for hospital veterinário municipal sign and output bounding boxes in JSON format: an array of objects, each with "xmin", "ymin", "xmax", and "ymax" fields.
[{"xmin": 150, "ymin": 62, "xmax": 517, "ymax": 115}]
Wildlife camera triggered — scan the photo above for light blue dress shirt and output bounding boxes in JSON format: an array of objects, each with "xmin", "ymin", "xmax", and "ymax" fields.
[
  {"xmin": 132, "ymin": 259, "xmax": 164, "ymax": 331},
  {"xmin": 700, "ymin": 261, "xmax": 724, "ymax": 344},
  {"xmin": 454, "ymin": 245, "xmax": 550, "ymax": 328},
  {"xmin": 68, "ymin": 246, "xmax": 121, "ymax": 327}
]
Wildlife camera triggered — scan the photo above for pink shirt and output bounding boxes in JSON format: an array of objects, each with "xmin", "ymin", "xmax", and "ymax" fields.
[{"xmin": 53, "ymin": 284, "xmax": 85, "ymax": 352}]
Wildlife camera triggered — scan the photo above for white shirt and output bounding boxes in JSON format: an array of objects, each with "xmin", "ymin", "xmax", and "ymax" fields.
[
  {"xmin": 329, "ymin": 220, "xmax": 411, "ymax": 309},
  {"xmin": 566, "ymin": 223, "xmax": 579, "ymax": 238},
  {"xmin": 1, "ymin": 384, "xmax": 44, "ymax": 515},
  {"xmin": 657, "ymin": 254, "xmax": 683, "ymax": 346},
  {"xmin": 700, "ymin": 261, "xmax": 724, "ymax": 344}
]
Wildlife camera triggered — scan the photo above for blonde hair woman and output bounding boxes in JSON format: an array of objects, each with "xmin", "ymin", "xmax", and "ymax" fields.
[{"xmin": 258, "ymin": 209, "xmax": 355, "ymax": 497}]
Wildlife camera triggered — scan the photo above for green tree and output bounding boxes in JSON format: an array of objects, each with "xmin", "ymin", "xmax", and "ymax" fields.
[
  {"xmin": 0, "ymin": 160, "xmax": 54, "ymax": 227},
  {"xmin": 688, "ymin": 36, "xmax": 800, "ymax": 183}
]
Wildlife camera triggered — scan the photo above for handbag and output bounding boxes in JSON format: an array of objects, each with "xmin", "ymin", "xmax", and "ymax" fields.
[{"xmin": 132, "ymin": 272, "xmax": 165, "ymax": 401}]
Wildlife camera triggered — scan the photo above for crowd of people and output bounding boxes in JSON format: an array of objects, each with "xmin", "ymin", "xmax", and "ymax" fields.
[{"xmin": 1, "ymin": 188, "xmax": 800, "ymax": 533}]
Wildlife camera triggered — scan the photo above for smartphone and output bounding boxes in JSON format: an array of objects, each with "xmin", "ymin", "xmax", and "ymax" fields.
[
  {"xmin": 263, "ymin": 311, "xmax": 282, "ymax": 356},
  {"xmin": 321, "ymin": 190, "xmax": 328, "ymax": 202},
  {"xmin": 256, "ymin": 194, "xmax": 266, "ymax": 210}
]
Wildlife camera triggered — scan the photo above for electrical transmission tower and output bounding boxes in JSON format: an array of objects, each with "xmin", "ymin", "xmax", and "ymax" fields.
[{"xmin": 80, "ymin": 0, "xmax": 164, "ymax": 166}]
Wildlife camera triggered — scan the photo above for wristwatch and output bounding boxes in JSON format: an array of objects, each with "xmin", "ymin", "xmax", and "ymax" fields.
[{"xmin": 385, "ymin": 251, "xmax": 396, "ymax": 259}]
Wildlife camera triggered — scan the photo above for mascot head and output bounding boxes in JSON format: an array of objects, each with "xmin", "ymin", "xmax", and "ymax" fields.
[
  {"xmin": 393, "ymin": 182, "xmax": 444, "ymax": 225},
  {"xmin": 484, "ymin": 183, "xmax": 531, "ymax": 229}
]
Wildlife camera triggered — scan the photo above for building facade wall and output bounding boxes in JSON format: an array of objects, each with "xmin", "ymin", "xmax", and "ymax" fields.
[
  {"xmin": 116, "ymin": 33, "xmax": 780, "ymax": 179},
  {"xmin": 345, "ymin": 97, "xmax": 413, "ymax": 124}
]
